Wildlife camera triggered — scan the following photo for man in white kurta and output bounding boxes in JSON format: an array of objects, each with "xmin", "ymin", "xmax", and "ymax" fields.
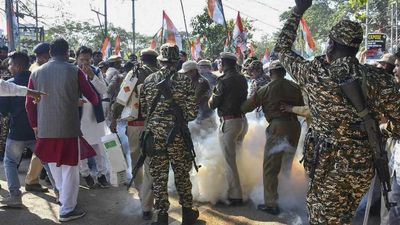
[{"xmin": 76, "ymin": 46, "xmax": 110, "ymax": 188}]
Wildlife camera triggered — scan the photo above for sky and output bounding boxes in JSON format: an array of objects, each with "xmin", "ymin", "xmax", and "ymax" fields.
[{"xmin": 0, "ymin": 0, "xmax": 295, "ymax": 41}]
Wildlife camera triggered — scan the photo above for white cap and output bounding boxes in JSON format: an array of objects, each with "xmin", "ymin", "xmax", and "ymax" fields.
[{"xmin": 178, "ymin": 60, "xmax": 198, "ymax": 73}]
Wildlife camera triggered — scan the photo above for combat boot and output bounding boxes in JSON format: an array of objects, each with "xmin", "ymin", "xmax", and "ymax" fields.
[
  {"xmin": 151, "ymin": 212, "xmax": 168, "ymax": 225},
  {"xmin": 182, "ymin": 207, "xmax": 199, "ymax": 225}
]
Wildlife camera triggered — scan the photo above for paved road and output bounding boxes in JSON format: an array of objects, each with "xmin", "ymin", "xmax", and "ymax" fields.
[{"xmin": 0, "ymin": 159, "xmax": 310, "ymax": 225}]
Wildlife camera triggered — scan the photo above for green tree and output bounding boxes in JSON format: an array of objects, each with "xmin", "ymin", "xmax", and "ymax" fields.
[
  {"xmin": 44, "ymin": 20, "xmax": 151, "ymax": 56},
  {"xmin": 190, "ymin": 7, "xmax": 254, "ymax": 59}
]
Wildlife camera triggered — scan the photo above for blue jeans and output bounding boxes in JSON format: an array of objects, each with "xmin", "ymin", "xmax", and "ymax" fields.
[
  {"xmin": 381, "ymin": 175, "xmax": 400, "ymax": 225},
  {"xmin": 117, "ymin": 120, "xmax": 132, "ymax": 180},
  {"xmin": 4, "ymin": 138, "xmax": 35, "ymax": 197}
]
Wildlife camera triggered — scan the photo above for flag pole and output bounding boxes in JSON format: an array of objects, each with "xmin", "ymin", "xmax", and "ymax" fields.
[
  {"xmin": 219, "ymin": 0, "xmax": 231, "ymax": 49},
  {"xmin": 179, "ymin": 0, "xmax": 191, "ymax": 55},
  {"xmin": 160, "ymin": 11, "xmax": 165, "ymax": 46}
]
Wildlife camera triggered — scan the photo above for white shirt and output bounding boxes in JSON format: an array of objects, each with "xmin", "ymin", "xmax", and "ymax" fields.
[
  {"xmin": 0, "ymin": 79, "xmax": 28, "ymax": 96},
  {"xmin": 81, "ymin": 74, "xmax": 108, "ymax": 145}
]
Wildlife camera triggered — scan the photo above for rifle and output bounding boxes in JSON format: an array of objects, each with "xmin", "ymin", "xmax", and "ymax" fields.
[
  {"xmin": 126, "ymin": 153, "xmax": 146, "ymax": 190},
  {"xmin": 156, "ymin": 75, "xmax": 201, "ymax": 172},
  {"xmin": 340, "ymin": 78, "xmax": 396, "ymax": 210}
]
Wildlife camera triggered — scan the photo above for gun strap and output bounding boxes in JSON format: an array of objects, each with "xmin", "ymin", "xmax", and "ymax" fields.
[
  {"xmin": 357, "ymin": 108, "xmax": 369, "ymax": 118},
  {"xmin": 145, "ymin": 71, "xmax": 174, "ymax": 126}
]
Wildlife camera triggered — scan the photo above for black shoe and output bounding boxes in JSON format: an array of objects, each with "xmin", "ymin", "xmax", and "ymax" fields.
[
  {"xmin": 84, "ymin": 175, "xmax": 95, "ymax": 188},
  {"xmin": 182, "ymin": 207, "xmax": 199, "ymax": 225},
  {"xmin": 142, "ymin": 211, "xmax": 152, "ymax": 220},
  {"xmin": 228, "ymin": 198, "xmax": 243, "ymax": 206},
  {"xmin": 25, "ymin": 183, "xmax": 48, "ymax": 192},
  {"xmin": 257, "ymin": 204, "xmax": 281, "ymax": 215},
  {"xmin": 59, "ymin": 208, "xmax": 86, "ymax": 222},
  {"xmin": 151, "ymin": 212, "xmax": 168, "ymax": 225},
  {"xmin": 39, "ymin": 168, "xmax": 47, "ymax": 180},
  {"xmin": 97, "ymin": 175, "xmax": 110, "ymax": 188}
]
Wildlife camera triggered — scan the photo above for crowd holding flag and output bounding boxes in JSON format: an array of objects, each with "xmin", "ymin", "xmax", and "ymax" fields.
[
  {"xmin": 161, "ymin": 10, "xmax": 183, "ymax": 50},
  {"xmin": 299, "ymin": 17, "xmax": 316, "ymax": 57},
  {"xmin": 207, "ymin": 0, "xmax": 225, "ymax": 25}
]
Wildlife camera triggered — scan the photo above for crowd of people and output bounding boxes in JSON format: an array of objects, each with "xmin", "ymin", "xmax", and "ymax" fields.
[{"xmin": 1, "ymin": 0, "xmax": 400, "ymax": 225}]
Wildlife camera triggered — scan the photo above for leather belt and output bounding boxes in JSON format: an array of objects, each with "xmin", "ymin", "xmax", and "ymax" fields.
[{"xmin": 127, "ymin": 120, "xmax": 145, "ymax": 126}]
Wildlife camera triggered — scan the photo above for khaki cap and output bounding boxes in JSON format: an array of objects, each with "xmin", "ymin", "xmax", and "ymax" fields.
[
  {"xmin": 220, "ymin": 52, "xmax": 237, "ymax": 61},
  {"xmin": 377, "ymin": 53, "xmax": 395, "ymax": 66},
  {"xmin": 107, "ymin": 55, "xmax": 122, "ymax": 63},
  {"xmin": 140, "ymin": 48, "xmax": 158, "ymax": 57},
  {"xmin": 197, "ymin": 59, "xmax": 212, "ymax": 67},
  {"xmin": 178, "ymin": 60, "xmax": 198, "ymax": 73}
]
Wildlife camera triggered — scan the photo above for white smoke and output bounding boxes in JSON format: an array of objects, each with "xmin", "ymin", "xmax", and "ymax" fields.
[{"xmin": 168, "ymin": 112, "xmax": 309, "ymax": 224}]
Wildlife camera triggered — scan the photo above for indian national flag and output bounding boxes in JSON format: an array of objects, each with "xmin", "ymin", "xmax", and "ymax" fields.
[
  {"xmin": 207, "ymin": 0, "xmax": 224, "ymax": 25},
  {"xmin": 101, "ymin": 37, "xmax": 111, "ymax": 60},
  {"xmin": 162, "ymin": 10, "xmax": 182, "ymax": 50}
]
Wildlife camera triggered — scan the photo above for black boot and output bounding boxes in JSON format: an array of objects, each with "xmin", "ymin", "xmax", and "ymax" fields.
[
  {"xmin": 182, "ymin": 207, "xmax": 199, "ymax": 225},
  {"xmin": 151, "ymin": 212, "xmax": 168, "ymax": 225}
]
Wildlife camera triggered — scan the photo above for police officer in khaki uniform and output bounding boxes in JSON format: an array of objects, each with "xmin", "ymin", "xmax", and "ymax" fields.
[
  {"xmin": 110, "ymin": 48, "xmax": 159, "ymax": 220},
  {"xmin": 242, "ymin": 60, "xmax": 304, "ymax": 215},
  {"xmin": 209, "ymin": 52, "xmax": 248, "ymax": 205}
]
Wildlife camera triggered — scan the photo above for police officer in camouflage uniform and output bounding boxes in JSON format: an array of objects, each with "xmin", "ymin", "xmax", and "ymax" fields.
[
  {"xmin": 241, "ymin": 60, "xmax": 304, "ymax": 215},
  {"xmin": 275, "ymin": 0, "xmax": 400, "ymax": 224},
  {"xmin": 247, "ymin": 60, "xmax": 271, "ymax": 97},
  {"xmin": 140, "ymin": 43, "xmax": 199, "ymax": 225},
  {"xmin": 111, "ymin": 48, "xmax": 159, "ymax": 220}
]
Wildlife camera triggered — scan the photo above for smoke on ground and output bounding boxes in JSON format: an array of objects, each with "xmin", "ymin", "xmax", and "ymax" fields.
[{"xmin": 168, "ymin": 112, "xmax": 310, "ymax": 224}]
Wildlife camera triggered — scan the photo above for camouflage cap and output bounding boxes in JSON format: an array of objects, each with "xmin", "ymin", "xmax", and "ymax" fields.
[
  {"xmin": 269, "ymin": 60, "xmax": 283, "ymax": 71},
  {"xmin": 248, "ymin": 60, "xmax": 263, "ymax": 71},
  {"xmin": 157, "ymin": 43, "xmax": 180, "ymax": 62},
  {"xmin": 329, "ymin": 20, "xmax": 363, "ymax": 48},
  {"xmin": 140, "ymin": 48, "xmax": 158, "ymax": 57}
]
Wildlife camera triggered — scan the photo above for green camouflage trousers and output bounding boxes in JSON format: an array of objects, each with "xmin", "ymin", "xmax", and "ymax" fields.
[
  {"xmin": 149, "ymin": 135, "xmax": 193, "ymax": 214},
  {"xmin": 306, "ymin": 144, "xmax": 374, "ymax": 225}
]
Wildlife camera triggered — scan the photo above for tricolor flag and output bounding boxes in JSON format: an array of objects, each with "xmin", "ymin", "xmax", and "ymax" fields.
[
  {"xmin": 262, "ymin": 48, "xmax": 270, "ymax": 64},
  {"xmin": 162, "ymin": 10, "xmax": 182, "ymax": 50},
  {"xmin": 101, "ymin": 37, "xmax": 111, "ymax": 60},
  {"xmin": 299, "ymin": 17, "xmax": 316, "ymax": 57},
  {"xmin": 150, "ymin": 38, "xmax": 157, "ymax": 49},
  {"xmin": 114, "ymin": 34, "xmax": 121, "ymax": 56},
  {"xmin": 191, "ymin": 36, "xmax": 202, "ymax": 61},
  {"xmin": 207, "ymin": 0, "xmax": 225, "ymax": 25},
  {"xmin": 232, "ymin": 12, "xmax": 247, "ymax": 57}
]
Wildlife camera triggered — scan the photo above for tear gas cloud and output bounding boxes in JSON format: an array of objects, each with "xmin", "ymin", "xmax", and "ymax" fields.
[{"xmin": 168, "ymin": 112, "xmax": 309, "ymax": 224}]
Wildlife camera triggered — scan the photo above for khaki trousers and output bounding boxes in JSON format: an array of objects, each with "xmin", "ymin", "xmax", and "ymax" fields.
[
  {"xmin": 218, "ymin": 117, "xmax": 248, "ymax": 199},
  {"xmin": 263, "ymin": 119, "xmax": 300, "ymax": 207},
  {"xmin": 25, "ymin": 153, "xmax": 43, "ymax": 185},
  {"xmin": 126, "ymin": 125, "xmax": 154, "ymax": 212}
]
